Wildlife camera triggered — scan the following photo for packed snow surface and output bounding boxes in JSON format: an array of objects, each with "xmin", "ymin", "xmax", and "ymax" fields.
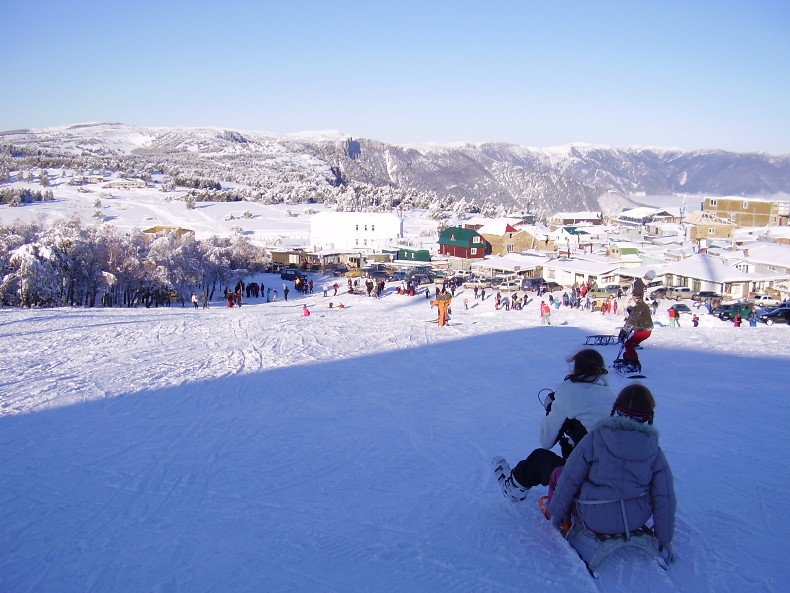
[{"xmin": 1, "ymin": 284, "xmax": 789, "ymax": 593}]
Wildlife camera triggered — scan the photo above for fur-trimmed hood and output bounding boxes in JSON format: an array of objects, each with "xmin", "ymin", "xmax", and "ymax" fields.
[
  {"xmin": 595, "ymin": 415, "xmax": 660, "ymax": 463},
  {"xmin": 594, "ymin": 414, "xmax": 659, "ymax": 436}
]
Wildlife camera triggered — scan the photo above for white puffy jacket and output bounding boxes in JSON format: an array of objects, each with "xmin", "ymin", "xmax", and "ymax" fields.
[{"xmin": 539, "ymin": 379, "xmax": 616, "ymax": 450}]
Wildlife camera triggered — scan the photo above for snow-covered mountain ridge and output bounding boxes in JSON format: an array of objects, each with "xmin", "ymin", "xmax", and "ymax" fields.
[{"xmin": 3, "ymin": 123, "xmax": 790, "ymax": 215}]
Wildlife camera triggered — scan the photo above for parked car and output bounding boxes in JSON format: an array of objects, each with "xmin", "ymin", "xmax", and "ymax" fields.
[
  {"xmin": 668, "ymin": 303, "xmax": 692, "ymax": 315},
  {"xmin": 692, "ymin": 291, "xmax": 722, "ymax": 302},
  {"xmin": 523, "ymin": 277, "xmax": 546, "ymax": 292},
  {"xmin": 498, "ymin": 280, "xmax": 523, "ymax": 292},
  {"xmin": 757, "ymin": 305, "xmax": 790, "ymax": 325},
  {"xmin": 719, "ymin": 302, "xmax": 755, "ymax": 321},
  {"xmin": 543, "ymin": 281, "xmax": 563, "ymax": 293},
  {"xmin": 587, "ymin": 285, "xmax": 620, "ymax": 299},
  {"xmin": 463, "ymin": 278, "xmax": 492, "ymax": 289},
  {"xmin": 409, "ymin": 273, "xmax": 433, "ymax": 285},
  {"xmin": 280, "ymin": 268, "xmax": 301, "ymax": 281},
  {"xmin": 387, "ymin": 271, "xmax": 408, "ymax": 282},
  {"xmin": 649, "ymin": 287, "xmax": 668, "ymax": 299},
  {"xmin": 751, "ymin": 294, "xmax": 782, "ymax": 307},
  {"xmin": 712, "ymin": 303, "xmax": 737, "ymax": 318},
  {"xmin": 666, "ymin": 287, "xmax": 694, "ymax": 300}
]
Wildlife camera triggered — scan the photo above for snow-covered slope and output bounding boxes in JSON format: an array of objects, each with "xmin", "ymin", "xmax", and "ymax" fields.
[{"xmin": 1, "ymin": 283, "xmax": 788, "ymax": 593}]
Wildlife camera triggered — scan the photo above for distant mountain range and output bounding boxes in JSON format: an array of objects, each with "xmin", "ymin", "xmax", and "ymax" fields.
[{"xmin": 2, "ymin": 123, "xmax": 789, "ymax": 216}]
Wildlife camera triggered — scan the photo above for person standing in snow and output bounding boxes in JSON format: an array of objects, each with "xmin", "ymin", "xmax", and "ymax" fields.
[
  {"xmin": 191, "ymin": 292, "xmax": 198, "ymax": 309},
  {"xmin": 543, "ymin": 383, "xmax": 676, "ymax": 567},
  {"xmin": 667, "ymin": 307, "xmax": 677, "ymax": 328},
  {"xmin": 431, "ymin": 288, "xmax": 453, "ymax": 326},
  {"xmin": 540, "ymin": 300, "xmax": 551, "ymax": 325},
  {"xmin": 283, "ymin": 284, "xmax": 289, "ymax": 302},
  {"xmin": 492, "ymin": 349, "xmax": 615, "ymax": 501}
]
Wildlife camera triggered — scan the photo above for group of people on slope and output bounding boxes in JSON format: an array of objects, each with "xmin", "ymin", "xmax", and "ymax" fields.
[{"xmin": 493, "ymin": 346, "xmax": 676, "ymax": 570}]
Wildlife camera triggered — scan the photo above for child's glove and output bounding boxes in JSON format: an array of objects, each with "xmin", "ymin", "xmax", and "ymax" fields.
[{"xmin": 659, "ymin": 542, "xmax": 675, "ymax": 564}]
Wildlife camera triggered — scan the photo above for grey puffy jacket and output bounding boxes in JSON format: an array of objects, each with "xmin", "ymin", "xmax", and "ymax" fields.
[{"xmin": 547, "ymin": 415, "xmax": 676, "ymax": 546}]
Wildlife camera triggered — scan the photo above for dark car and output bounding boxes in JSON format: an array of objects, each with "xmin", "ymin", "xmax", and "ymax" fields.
[
  {"xmin": 409, "ymin": 273, "xmax": 433, "ymax": 285},
  {"xmin": 650, "ymin": 287, "xmax": 668, "ymax": 299},
  {"xmin": 544, "ymin": 281, "xmax": 563, "ymax": 293},
  {"xmin": 720, "ymin": 302, "xmax": 755, "ymax": 321},
  {"xmin": 668, "ymin": 303, "xmax": 692, "ymax": 315},
  {"xmin": 758, "ymin": 306, "xmax": 790, "ymax": 326},
  {"xmin": 712, "ymin": 303, "xmax": 735, "ymax": 318},
  {"xmin": 692, "ymin": 291, "xmax": 722, "ymax": 302},
  {"xmin": 280, "ymin": 268, "xmax": 301, "ymax": 281},
  {"xmin": 332, "ymin": 266, "xmax": 350, "ymax": 277},
  {"xmin": 523, "ymin": 277, "xmax": 546, "ymax": 292},
  {"xmin": 387, "ymin": 271, "xmax": 408, "ymax": 282}
]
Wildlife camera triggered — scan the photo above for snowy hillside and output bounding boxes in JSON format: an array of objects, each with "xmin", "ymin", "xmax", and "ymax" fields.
[{"xmin": 1, "ymin": 280, "xmax": 789, "ymax": 593}]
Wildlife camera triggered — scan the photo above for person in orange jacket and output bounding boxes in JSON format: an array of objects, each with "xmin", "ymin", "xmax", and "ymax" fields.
[{"xmin": 431, "ymin": 288, "xmax": 453, "ymax": 326}]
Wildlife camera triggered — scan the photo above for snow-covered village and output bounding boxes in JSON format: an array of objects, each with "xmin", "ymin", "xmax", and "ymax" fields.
[
  {"xmin": 2, "ymin": 0, "xmax": 790, "ymax": 588},
  {"xmin": 1, "ymin": 135, "xmax": 790, "ymax": 592}
]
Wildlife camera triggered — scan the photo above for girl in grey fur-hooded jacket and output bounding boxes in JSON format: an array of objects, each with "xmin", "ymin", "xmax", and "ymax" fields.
[{"xmin": 547, "ymin": 392, "xmax": 676, "ymax": 549}]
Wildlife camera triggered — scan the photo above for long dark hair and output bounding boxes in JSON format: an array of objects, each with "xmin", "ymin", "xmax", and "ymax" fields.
[{"xmin": 564, "ymin": 349, "xmax": 608, "ymax": 383}]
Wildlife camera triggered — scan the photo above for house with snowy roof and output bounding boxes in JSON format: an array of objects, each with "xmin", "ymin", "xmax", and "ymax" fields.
[
  {"xmin": 437, "ymin": 226, "xmax": 489, "ymax": 260},
  {"xmin": 541, "ymin": 256, "xmax": 622, "ymax": 290},
  {"xmin": 616, "ymin": 207, "xmax": 677, "ymax": 227},
  {"xmin": 656, "ymin": 254, "xmax": 762, "ymax": 300},
  {"xmin": 468, "ymin": 252, "xmax": 550, "ymax": 277},
  {"xmin": 477, "ymin": 220, "xmax": 555, "ymax": 255},
  {"xmin": 548, "ymin": 211, "xmax": 603, "ymax": 227},
  {"xmin": 682, "ymin": 210, "xmax": 736, "ymax": 245}
]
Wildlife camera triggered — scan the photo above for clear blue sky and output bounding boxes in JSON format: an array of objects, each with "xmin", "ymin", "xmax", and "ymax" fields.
[{"xmin": 5, "ymin": 0, "xmax": 790, "ymax": 154}]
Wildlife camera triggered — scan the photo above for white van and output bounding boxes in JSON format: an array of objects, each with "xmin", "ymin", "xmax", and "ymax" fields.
[
  {"xmin": 752, "ymin": 294, "xmax": 781, "ymax": 307},
  {"xmin": 491, "ymin": 273, "xmax": 520, "ymax": 287},
  {"xmin": 666, "ymin": 287, "xmax": 693, "ymax": 300}
]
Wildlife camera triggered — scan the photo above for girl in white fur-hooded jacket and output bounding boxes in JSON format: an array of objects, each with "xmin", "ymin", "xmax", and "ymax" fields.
[{"xmin": 547, "ymin": 383, "xmax": 677, "ymax": 563}]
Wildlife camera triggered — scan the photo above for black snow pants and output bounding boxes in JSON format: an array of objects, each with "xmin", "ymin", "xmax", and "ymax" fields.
[{"xmin": 511, "ymin": 448, "xmax": 565, "ymax": 489}]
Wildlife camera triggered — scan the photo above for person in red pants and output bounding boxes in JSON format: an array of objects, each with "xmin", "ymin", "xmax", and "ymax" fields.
[{"xmin": 616, "ymin": 296, "xmax": 653, "ymax": 373}]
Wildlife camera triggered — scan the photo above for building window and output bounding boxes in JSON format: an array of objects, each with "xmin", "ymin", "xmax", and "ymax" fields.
[
  {"xmin": 472, "ymin": 236, "xmax": 480, "ymax": 243},
  {"xmin": 710, "ymin": 199, "xmax": 717, "ymax": 207},
  {"xmin": 743, "ymin": 201, "xmax": 749, "ymax": 209},
  {"xmin": 355, "ymin": 225, "xmax": 358, "ymax": 231},
  {"xmin": 355, "ymin": 239, "xmax": 359, "ymax": 245},
  {"xmin": 372, "ymin": 225, "xmax": 375, "ymax": 232},
  {"xmin": 507, "ymin": 244, "xmax": 514, "ymax": 252},
  {"xmin": 471, "ymin": 248, "xmax": 478, "ymax": 255},
  {"xmin": 364, "ymin": 239, "xmax": 368, "ymax": 246},
  {"xmin": 708, "ymin": 227, "xmax": 715, "ymax": 235}
]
